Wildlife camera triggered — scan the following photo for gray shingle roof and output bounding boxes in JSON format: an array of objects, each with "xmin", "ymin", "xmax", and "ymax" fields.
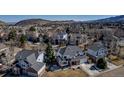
[
  {"xmin": 16, "ymin": 50, "xmax": 35, "ymax": 60},
  {"xmin": 31, "ymin": 62, "xmax": 45, "ymax": 72},
  {"xmin": 58, "ymin": 32, "xmax": 67, "ymax": 36},
  {"xmin": 88, "ymin": 42, "xmax": 105, "ymax": 51},
  {"xmin": 26, "ymin": 53, "xmax": 37, "ymax": 65},
  {"xmin": 59, "ymin": 47, "xmax": 66, "ymax": 55},
  {"xmin": 59, "ymin": 45, "xmax": 84, "ymax": 58},
  {"xmin": 69, "ymin": 33, "xmax": 82, "ymax": 40},
  {"xmin": 53, "ymin": 32, "xmax": 67, "ymax": 40},
  {"xmin": 16, "ymin": 49, "xmax": 43, "ymax": 65}
]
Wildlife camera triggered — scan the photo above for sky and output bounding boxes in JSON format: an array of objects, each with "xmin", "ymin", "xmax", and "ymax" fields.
[{"xmin": 0, "ymin": 15, "xmax": 116, "ymax": 22}]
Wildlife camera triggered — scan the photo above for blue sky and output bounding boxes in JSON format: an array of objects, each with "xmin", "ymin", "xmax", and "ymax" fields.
[{"xmin": 0, "ymin": 15, "xmax": 116, "ymax": 22}]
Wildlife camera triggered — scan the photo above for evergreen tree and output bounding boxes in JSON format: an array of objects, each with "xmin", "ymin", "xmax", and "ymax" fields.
[
  {"xmin": 8, "ymin": 29, "xmax": 17, "ymax": 41},
  {"xmin": 19, "ymin": 34, "xmax": 27, "ymax": 47},
  {"xmin": 45, "ymin": 43, "xmax": 55, "ymax": 64},
  {"xmin": 43, "ymin": 34, "xmax": 49, "ymax": 44},
  {"xmin": 66, "ymin": 27, "xmax": 70, "ymax": 34},
  {"xmin": 96, "ymin": 58, "xmax": 107, "ymax": 69},
  {"xmin": 29, "ymin": 26, "xmax": 36, "ymax": 32}
]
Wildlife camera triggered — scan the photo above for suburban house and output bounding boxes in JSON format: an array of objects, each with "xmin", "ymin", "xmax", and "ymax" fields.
[
  {"xmin": 51, "ymin": 32, "xmax": 68, "ymax": 45},
  {"xmin": 12, "ymin": 50, "xmax": 45, "ymax": 77},
  {"xmin": 102, "ymin": 33, "xmax": 119, "ymax": 55},
  {"xmin": 26, "ymin": 27, "xmax": 39, "ymax": 42},
  {"xmin": 56, "ymin": 45, "xmax": 87, "ymax": 67},
  {"xmin": 118, "ymin": 38, "xmax": 124, "ymax": 58},
  {"xmin": 68, "ymin": 33, "xmax": 84, "ymax": 45},
  {"xmin": 87, "ymin": 42, "xmax": 108, "ymax": 63},
  {"xmin": 0, "ymin": 43, "xmax": 15, "ymax": 65},
  {"xmin": 38, "ymin": 34, "xmax": 43, "ymax": 43},
  {"xmin": 0, "ymin": 44, "xmax": 8, "ymax": 64}
]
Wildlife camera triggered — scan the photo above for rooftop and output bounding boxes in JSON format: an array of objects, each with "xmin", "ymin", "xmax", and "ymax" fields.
[
  {"xmin": 88, "ymin": 41, "xmax": 105, "ymax": 51},
  {"xmin": 31, "ymin": 62, "xmax": 45, "ymax": 72},
  {"xmin": 15, "ymin": 49, "xmax": 43, "ymax": 65},
  {"xmin": 59, "ymin": 45, "xmax": 84, "ymax": 57}
]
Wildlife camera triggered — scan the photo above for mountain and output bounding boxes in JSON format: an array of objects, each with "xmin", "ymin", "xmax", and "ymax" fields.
[
  {"xmin": 0, "ymin": 20, "xmax": 7, "ymax": 26},
  {"xmin": 15, "ymin": 18, "xmax": 76, "ymax": 26},
  {"xmin": 7, "ymin": 22, "xmax": 17, "ymax": 25},
  {"xmin": 92, "ymin": 15, "xmax": 124, "ymax": 23},
  {"xmin": 15, "ymin": 16, "xmax": 124, "ymax": 26},
  {"xmin": 15, "ymin": 19, "xmax": 51, "ymax": 26}
]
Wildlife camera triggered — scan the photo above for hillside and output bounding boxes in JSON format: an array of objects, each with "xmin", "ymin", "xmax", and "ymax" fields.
[
  {"xmin": 15, "ymin": 19, "xmax": 51, "ymax": 26},
  {"xmin": 0, "ymin": 20, "xmax": 6, "ymax": 26},
  {"xmin": 15, "ymin": 18, "xmax": 76, "ymax": 26},
  {"xmin": 92, "ymin": 15, "xmax": 124, "ymax": 23}
]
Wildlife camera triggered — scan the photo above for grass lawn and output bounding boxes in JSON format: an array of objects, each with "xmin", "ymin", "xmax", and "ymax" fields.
[{"xmin": 45, "ymin": 69, "xmax": 88, "ymax": 77}]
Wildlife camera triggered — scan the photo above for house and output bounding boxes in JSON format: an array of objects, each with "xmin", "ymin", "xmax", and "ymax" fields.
[
  {"xmin": 0, "ymin": 31, "xmax": 8, "ymax": 42},
  {"xmin": 13, "ymin": 50, "xmax": 45, "ymax": 77},
  {"xmin": 68, "ymin": 33, "xmax": 84, "ymax": 45},
  {"xmin": 57, "ymin": 45, "xmax": 87, "ymax": 67},
  {"xmin": 108, "ymin": 35, "xmax": 120, "ymax": 55},
  {"xmin": 87, "ymin": 42, "xmax": 108, "ymax": 63},
  {"xmin": 27, "ymin": 62, "xmax": 45, "ymax": 77},
  {"xmin": 26, "ymin": 27, "xmax": 39, "ymax": 42},
  {"xmin": 118, "ymin": 38, "xmax": 124, "ymax": 58},
  {"xmin": 68, "ymin": 33, "xmax": 82, "ymax": 45},
  {"xmin": 0, "ymin": 43, "xmax": 15, "ymax": 65},
  {"xmin": 52, "ymin": 32, "xmax": 68, "ymax": 45},
  {"xmin": 38, "ymin": 34, "xmax": 43, "ymax": 43}
]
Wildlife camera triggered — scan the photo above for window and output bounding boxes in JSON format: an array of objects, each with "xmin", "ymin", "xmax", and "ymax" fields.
[
  {"xmin": 22, "ymin": 64, "xmax": 26, "ymax": 67},
  {"xmin": 64, "ymin": 56, "xmax": 67, "ymax": 59},
  {"xmin": 63, "ymin": 62, "xmax": 67, "ymax": 65}
]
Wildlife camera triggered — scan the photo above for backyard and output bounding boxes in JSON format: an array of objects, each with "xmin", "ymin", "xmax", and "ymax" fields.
[
  {"xmin": 45, "ymin": 69, "xmax": 88, "ymax": 77},
  {"xmin": 111, "ymin": 59, "xmax": 124, "ymax": 66},
  {"xmin": 108, "ymin": 55, "xmax": 124, "ymax": 66}
]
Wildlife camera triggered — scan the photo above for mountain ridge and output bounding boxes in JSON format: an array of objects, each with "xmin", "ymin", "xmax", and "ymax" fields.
[{"xmin": 91, "ymin": 15, "xmax": 124, "ymax": 23}]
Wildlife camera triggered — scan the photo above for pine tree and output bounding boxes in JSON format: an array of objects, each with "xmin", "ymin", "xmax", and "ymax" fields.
[
  {"xmin": 66, "ymin": 27, "xmax": 70, "ymax": 34},
  {"xmin": 45, "ymin": 43, "xmax": 55, "ymax": 64},
  {"xmin": 19, "ymin": 34, "xmax": 27, "ymax": 47},
  {"xmin": 96, "ymin": 58, "xmax": 107, "ymax": 69},
  {"xmin": 8, "ymin": 29, "xmax": 17, "ymax": 41},
  {"xmin": 29, "ymin": 26, "xmax": 36, "ymax": 32}
]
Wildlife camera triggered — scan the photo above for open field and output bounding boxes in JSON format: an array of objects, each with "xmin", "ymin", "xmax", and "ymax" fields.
[{"xmin": 45, "ymin": 69, "xmax": 88, "ymax": 77}]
